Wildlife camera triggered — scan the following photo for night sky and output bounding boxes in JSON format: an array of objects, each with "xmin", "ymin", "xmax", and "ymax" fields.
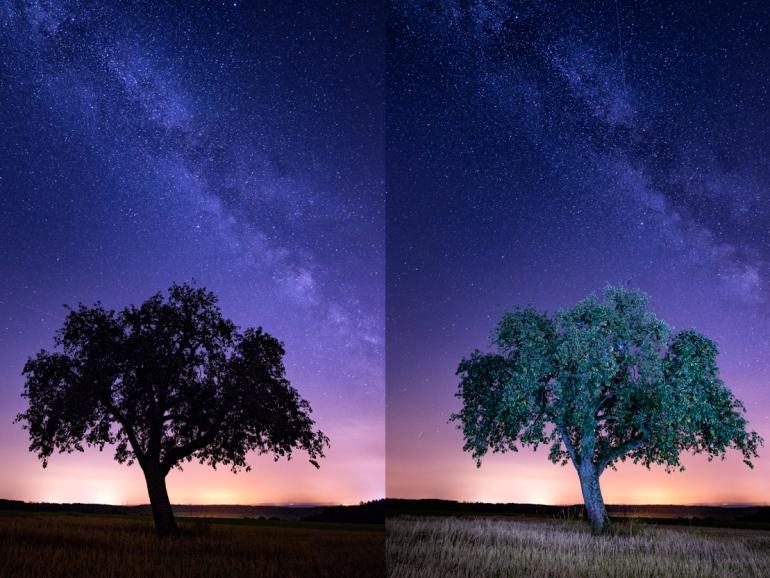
[
  {"xmin": 2, "ymin": 0, "xmax": 769, "ymax": 510},
  {"xmin": 0, "ymin": 1, "xmax": 383, "ymax": 505},
  {"xmin": 387, "ymin": 1, "xmax": 770, "ymax": 505}
]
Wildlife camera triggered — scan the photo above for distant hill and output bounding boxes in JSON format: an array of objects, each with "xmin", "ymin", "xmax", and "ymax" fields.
[
  {"xmin": 0, "ymin": 499, "xmax": 127, "ymax": 516},
  {"xmin": 302, "ymin": 500, "xmax": 384, "ymax": 524},
  {"xmin": 0, "ymin": 498, "xmax": 387, "ymax": 524},
  {"xmin": 0, "ymin": 499, "xmax": 322, "ymax": 520},
  {"xmin": 385, "ymin": 499, "xmax": 770, "ymax": 528},
  {"xmin": 130, "ymin": 503, "xmax": 325, "ymax": 520},
  {"xmin": 10, "ymin": 498, "xmax": 764, "ymax": 528}
]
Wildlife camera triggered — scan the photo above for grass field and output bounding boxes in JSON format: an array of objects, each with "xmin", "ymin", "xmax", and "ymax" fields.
[
  {"xmin": 0, "ymin": 511, "xmax": 384, "ymax": 577},
  {"xmin": 387, "ymin": 516, "xmax": 770, "ymax": 578}
]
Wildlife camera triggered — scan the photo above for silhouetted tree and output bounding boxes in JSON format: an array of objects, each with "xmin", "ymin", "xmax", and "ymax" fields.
[
  {"xmin": 16, "ymin": 283, "xmax": 329, "ymax": 536},
  {"xmin": 451, "ymin": 286, "xmax": 762, "ymax": 534}
]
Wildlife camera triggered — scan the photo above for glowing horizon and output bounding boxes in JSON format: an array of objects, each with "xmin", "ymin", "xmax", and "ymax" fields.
[{"xmin": 387, "ymin": 450, "xmax": 770, "ymax": 507}]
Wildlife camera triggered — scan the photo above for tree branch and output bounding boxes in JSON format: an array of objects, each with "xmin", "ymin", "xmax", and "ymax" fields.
[
  {"xmin": 105, "ymin": 401, "xmax": 146, "ymax": 468},
  {"xmin": 598, "ymin": 434, "xmax": 645, "ymax": 474},
  {"xmin": 161, "ymin": 429, "xmax": 218, "ymax": 472},
  {"xmin": 556, "ymin": 423, "xmax": 578, "ymax": 464},
  {"xmin": 595, "ymin": 391, "xmax": 615, "ymax": 415}
]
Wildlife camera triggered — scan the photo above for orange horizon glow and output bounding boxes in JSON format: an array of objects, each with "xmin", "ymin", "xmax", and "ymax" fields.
[
  {"xmin": 0, "ymin": 452, "xmax": 385, "ymax": 507},
  {"xmin": 386, "ymin": 427, "xmax": 770, "ymax": 507},
  {"xmin": 0, "ymin": 402, "xmax": 384, "ymax": 507}
]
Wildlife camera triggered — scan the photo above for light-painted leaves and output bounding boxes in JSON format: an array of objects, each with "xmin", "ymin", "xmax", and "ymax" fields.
[{"xmin": 451, "ymin": 286, "xmax": 762, "ymax": 474}]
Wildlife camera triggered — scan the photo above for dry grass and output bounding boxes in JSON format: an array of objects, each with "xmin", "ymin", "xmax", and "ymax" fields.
[
  {"xmin": 0, "ymin": 512, "xmax": 384, "ymax": 577},
  {"xmin": 387, "ymin": 516, "xmax": 770, "ymax": 578}
]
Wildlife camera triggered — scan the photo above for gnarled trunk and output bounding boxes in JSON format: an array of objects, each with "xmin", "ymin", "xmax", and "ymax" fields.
[
  {"xmin": 143, "ymin": 465, "xmax": 178, "ymax": 536},
  {"xmin": 577, "ymin": 462, "xmax": 610, "ymax": 534}
]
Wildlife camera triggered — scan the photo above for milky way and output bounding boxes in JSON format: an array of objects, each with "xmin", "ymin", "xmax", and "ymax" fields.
[
  {"xmin": 387, "ymin": 1, "xmax": 770, "ymax": 504},
  {"xmin": 0, "ymin": 1, "xmax": 383, "ymax": 505},
  {"xmin": 2, "ymin": 0, "xmax": 768, "ymax": 508}
]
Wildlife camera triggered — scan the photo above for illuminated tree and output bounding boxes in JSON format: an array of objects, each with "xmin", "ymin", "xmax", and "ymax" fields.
[
  {"xmin": 17, "ymin": 283, "xmax": 329, "ymax": 535},
  {"xmin": 451, "ymin": 286, "xmax": 762, "ymax": 533}
]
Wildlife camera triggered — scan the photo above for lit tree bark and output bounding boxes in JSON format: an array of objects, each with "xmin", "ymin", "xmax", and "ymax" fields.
[{"xmin": 577, "ymin": 461, "xmax": 609, "ymax": 534}]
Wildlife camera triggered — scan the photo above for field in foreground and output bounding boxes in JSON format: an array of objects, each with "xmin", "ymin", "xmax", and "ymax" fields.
[
  {"xmin": 0, "ymin": 511, "xmax": 384, "ymax": 577},
  {"xmin": 387, "ymin": 516, "xmax": 770, "ymax": 578}
]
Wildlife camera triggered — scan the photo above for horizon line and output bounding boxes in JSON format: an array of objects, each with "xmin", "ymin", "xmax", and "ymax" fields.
[
  {"xmin": 384, "ymin": 497, "xmax": 770, "ymax": 508},
  {"xmin": 0, "ymin": 497, "xmax": 385, "ymax": 508},
  {"xmin": 3, "ymin": 497, "xmax": 767, "ymax": 508}
]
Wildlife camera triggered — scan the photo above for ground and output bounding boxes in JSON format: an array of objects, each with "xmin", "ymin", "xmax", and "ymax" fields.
[
  {"xmin": 387, "ymin": 516, "xmax": 770, "ymax": 578},
  {"xmin": 0, "ymin": 511, "xmax": 384, "ymax": 577}
]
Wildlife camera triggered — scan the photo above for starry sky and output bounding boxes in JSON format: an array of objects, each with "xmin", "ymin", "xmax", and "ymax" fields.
[
  {"xmin": 387, "ymin": 0, "xmax": 770, "ymax": 505},
  {"xmin": 0, "ymin": 0, "xmax": 383, "ymax": 506}
]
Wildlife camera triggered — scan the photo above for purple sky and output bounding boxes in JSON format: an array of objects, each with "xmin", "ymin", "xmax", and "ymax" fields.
[
  {"xmin": 387, "ymin": 0, "xmax": 770, "ymax": 505},
  {"xmin": 2, "ymin": 0, "xmax": 768, "ymax": 509},
  {"xmin": 0, "ymin": 0, "xmax": 384, "ymax": 506}
]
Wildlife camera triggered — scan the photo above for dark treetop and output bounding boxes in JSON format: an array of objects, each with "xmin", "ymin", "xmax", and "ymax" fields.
[{"xmin": 17, "ymin": 283, "xmax": 329, "ymax": 476}]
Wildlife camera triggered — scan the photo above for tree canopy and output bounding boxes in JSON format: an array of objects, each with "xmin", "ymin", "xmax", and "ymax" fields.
[
  {"xmin": 17, "ymin": 283, "xmax": 329, "ymax": 534},
  {"xmin": 451, "ymin": 286, "xmax": 762, "ymax": 532}
]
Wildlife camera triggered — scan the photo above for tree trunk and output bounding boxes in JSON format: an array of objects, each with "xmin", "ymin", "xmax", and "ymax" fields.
[
  {"xmin": 577, "ymin": 462, "xmax": 610, "ymax": 534},
  {"xmin": 143, "ymin": 465, "xmax": 178, "ymax": 536}
]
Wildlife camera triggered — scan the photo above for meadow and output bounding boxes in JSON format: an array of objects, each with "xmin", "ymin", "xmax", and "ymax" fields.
[
  {"xmin": 0, "ymin": 511, "xmax": 384, "ymax": 577},
  {"xmin": 387, "ymin": 516, "xmax": 770, "ymax": 578}
]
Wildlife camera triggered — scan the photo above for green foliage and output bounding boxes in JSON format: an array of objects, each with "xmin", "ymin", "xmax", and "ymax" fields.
[
  {"xmin": 451, "ymin": 286, "xmax": 762, "ymax": 474},
  {"xmin": 16, "ymin": 283, "xmax": 329, "ymax": 474}
]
